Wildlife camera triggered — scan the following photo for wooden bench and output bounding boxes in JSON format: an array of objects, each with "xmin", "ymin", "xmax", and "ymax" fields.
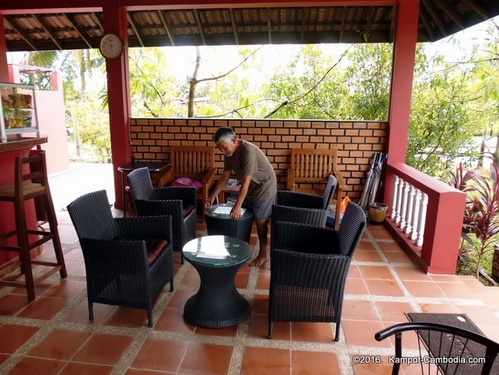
[
  {"xmin": 287, "ymin": 148, "xmax": 346, "ymax": 229},
  {"xmin": 160, "ymin": 145, "xmax": 217, "ymax": 203}
]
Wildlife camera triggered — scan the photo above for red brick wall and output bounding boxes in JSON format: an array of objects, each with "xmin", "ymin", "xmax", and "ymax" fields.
[{"xmin": 129, "ymin": 118, "xmax": 387, "ymax": 201}]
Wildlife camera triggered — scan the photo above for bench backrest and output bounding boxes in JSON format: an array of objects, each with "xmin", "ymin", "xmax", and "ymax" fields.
[
  {"xmin": 170, "ymin": 146, "xmax": 214, "ymax": 177},
  {"xmin": 289, "ymin": 148, "xmax": 339, "ymax": 182}
]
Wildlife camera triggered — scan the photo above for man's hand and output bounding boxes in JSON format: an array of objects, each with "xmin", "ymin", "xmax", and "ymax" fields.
[
  {"xmin": 230, "ymin": 204, "xmax": 242, "ymax": 220},
  {"xmin": 205, "ymin": 195, "xmax": 215, "ymax": 210}
]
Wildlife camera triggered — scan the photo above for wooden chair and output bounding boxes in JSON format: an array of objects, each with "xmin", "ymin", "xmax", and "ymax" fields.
[
  {"xmin": 0, "ymin": 150, "xmax": 67, "ymax": 302},
  {"xmin": 287, "ymin": 148, "xmax": 346, "ymax": 229},
  {"xmin": 160, "ymin": 145, "xmax": 217, "ymax": 203}
]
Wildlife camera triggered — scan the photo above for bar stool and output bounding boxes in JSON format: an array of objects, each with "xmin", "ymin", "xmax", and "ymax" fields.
[{"xmin": 0, "ymin": 150, "xmax": 67, "ymax": 302}]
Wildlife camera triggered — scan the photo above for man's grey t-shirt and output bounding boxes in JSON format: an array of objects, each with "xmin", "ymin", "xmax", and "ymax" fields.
[{"xmin": 223, "ymin": 140, "xmax": 277, "ymax": 202}]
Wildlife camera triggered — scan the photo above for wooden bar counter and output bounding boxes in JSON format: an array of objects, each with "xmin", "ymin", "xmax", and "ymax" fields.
[{"xmin": 0, "ymin": 136, "xmax": 48, "ymax": 266}]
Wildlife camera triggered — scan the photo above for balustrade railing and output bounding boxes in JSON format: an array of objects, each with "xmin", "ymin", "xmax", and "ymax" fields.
[{"xmin": 384, "ymin": 162, "xmax": 466, "ymax": 274}]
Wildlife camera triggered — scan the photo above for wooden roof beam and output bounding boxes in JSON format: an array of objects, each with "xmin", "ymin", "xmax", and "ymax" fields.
[
  {"xmin": 34, "ymin": 14, "xmax": 62, "ymax": 50},
  {"xmin": 461, "ymin": 0, "xmax": 488, "ymax": 20},
  {"xmin": 421, "ymin": 0, "xmax": 447, "ymax": 37},
  {"xmin": 64, "ymin": 13, "xmax": 93, "ymax": 48},
  {"xmin": 4, "ymin": 15, "xmax": 38, "ymax": 51},
  {"xmin": 434, "ymin": 0, "xmax": 464, "ymax": 30},
  {"xmin": 128, "ymin": 12, "xmax": 144, "ymax": 47},
  {"xmin": 193, "ymin": 9, "xmax": 206, "ymax": 45},
  {"xmin": 157, "ymin": 10, "xmax": 175, "ymax": 46},
  {"xmin": 229, "ymin": 8, "xmax": 239, "ymax": 45}
]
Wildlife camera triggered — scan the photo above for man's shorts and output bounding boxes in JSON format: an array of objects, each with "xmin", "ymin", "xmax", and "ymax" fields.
[{"xmin": 243, "ymin": 196, "xmax": 274, "ymax": 221}]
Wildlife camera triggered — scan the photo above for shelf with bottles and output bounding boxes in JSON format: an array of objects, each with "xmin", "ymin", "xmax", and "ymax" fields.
[{"xmin": 0, "ymin": 82, "xmax": 39, "ymax": 142}]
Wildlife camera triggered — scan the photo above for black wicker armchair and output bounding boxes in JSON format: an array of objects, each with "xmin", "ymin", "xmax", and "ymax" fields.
[
  {"xmin": 375, "ymin": 322, "xmax": 499, "ymax": 374},
  {"xmin": 66, "ymin": 190, "xmax": 174, "ymax": 327},
  {"xmin": 127, "ymin": 166, "xmax": 197, "ymax": 263},
  {"xmin": 268, "ymin": 201, "xmax": 366, "ymax": 341},
  {"xmin": 270, "ymin": 204, "xmax": 327, "ymax": 250},
  {"xmin": 277, "ymin": 174, "xmax": 337, "ymax": 210}
]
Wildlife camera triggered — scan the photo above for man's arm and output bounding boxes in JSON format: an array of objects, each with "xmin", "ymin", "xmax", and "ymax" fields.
[
  {"xmin": 205, "ymin": 170, "xmax": 232, "ymax": 208},
  {"xmin": 231, "ymin": 174, "xmax": 252, "ymax": 219}
]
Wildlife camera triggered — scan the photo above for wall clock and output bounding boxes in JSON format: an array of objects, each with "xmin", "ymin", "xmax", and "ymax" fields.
[{"xmin": 99, "ymin": 33, "xmax": 124, "ymax": 59}]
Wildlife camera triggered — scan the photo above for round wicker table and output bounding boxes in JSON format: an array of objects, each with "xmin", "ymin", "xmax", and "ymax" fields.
[
  {"xmin": 204, "ymin": 204, "xmax": 253, "ymax": 243},
  {"xmin": 182, "ymin": 235, "xmax": 251, "ymax": 328}
]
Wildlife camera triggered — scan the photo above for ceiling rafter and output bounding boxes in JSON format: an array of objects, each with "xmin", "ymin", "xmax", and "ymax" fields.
[
  {"xmin": 419, "ymin": 6, "xmax": 436, "ymax": 41},
  {"xmin": 157, "ymin": 10, "xmax": 175, "ymax": 47},
  {"xmin": 33, "ymin": 14, "xmax": 62, "ymax": 50},
  {"xmin": 267, "ymin": 8, "xmax": 272, "ymax": 44},
  {"xmin": 64, "ymin": 13, "xmax": 93, "ymax": 48},
  {"xmin": 461, "ymin": 0, "xmax": 488, "ymax": 20},
  {"xmin": 433, "ymin": 0, "xmax": 464, "ymax": 30},
  {"xmin": 1, "ymin": 3, "xmax": 498, "ymax": 52},
  {"xmin": 229, "ymin": 8, "xmax": 239, "ymax": 45},
  {"xmin": 193, "ymin": 9, "xmax": 206, "ymax": 45},
  {"xmin": 421, "ymin": 0, "xmax": 448, "ymax": 37},
  {"xmin": 4, "ymin": 15, "xmax": 38, "ymax": 51},
  {"xmin": 127, "ymin": 12, "xmax": 144, "ymax": 47}
]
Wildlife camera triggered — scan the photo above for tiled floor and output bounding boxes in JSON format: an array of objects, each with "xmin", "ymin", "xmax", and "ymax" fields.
[{"xmin": 0, "ymin": 164, "xmax": 499, "ymax": 374}]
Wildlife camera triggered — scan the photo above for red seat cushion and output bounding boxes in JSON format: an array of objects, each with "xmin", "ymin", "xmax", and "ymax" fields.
[{"xmin": 114, "ymin": 237, "xmax": 169, "ymax": 265}]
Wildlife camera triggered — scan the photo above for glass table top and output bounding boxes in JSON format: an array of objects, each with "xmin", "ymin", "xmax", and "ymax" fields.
[
  {"xmin": 182, "ymin": 235, "xmax": 251, "ymax": 266},
  {"xmin": 204, "ymin": 204, "xmax": 253, "ymax": 220}
]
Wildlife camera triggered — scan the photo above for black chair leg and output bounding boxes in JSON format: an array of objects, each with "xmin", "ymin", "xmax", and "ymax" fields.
[
  {"xmin": 267, "ymin": 321, "xmax": 273, "ymax": 339},
  {"xmin": 88, "ymin": 302, "xmax": 94, "ymax": 321}
]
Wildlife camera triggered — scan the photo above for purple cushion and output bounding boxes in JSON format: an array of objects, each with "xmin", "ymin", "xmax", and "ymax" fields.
[{"xmin": 114, "ymin": 237, "xmax": 168, "ymax": 265}]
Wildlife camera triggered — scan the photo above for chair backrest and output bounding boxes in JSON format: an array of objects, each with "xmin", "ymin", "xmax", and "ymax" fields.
[
  {"xmin": 127, "ymin": 167, "xmax": 154, "ymax": 201},
  {"xmin": 170, "ymin": 145, "xmax": 214, "ymax": 177},
  {"xmin": 337, "ymin": 201, "xmax": 366, "ymax": 256},
  {"xmin": 375, "ymin": 322, "xmax": 499, "ymax": 375},
  {"xmin": 322, "ymin": 174, "xmax": 337, "ymax": 210},
  {"xmin": 67, "ymin": 190, "xmax": 116, "ymax": 241},
  {"xmin": 289, "ymin": 148, "xmax": 339, "ymax": 182}
]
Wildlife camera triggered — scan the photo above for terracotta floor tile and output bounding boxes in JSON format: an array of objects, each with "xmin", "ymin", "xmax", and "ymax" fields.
[
  {"xmin": 43, "ymin": 279, "xmax": 86, "ymax": 299},
  {"xmin": 235, "ymin": 271, "xmax": 249, "ymax": 289},
  {"xmin": 63, "ymin": 299, "xmax": 115, "ymax": 325},
  {"xmin": 357, "ymin": 241, "xmax": 376, "ymax": 251},
  {"xmin": 377, "ymin": 241, "xmax": 405, "ymax": 252},
  {"xmin": 292, "ymin": 350, "xmax": 340, "ymax": 375},
  {"xmin": 366, "ymin": 279, "xmax": 404, "ymax": 297},
  {"xmin": 343, "ymin": 300, "xmax": 380, "ymax": 321},
  {"xmin": 418, "ymin": 303, "xmax": 460, "ymax": 314},
  {"xmin": 402, "ymin": 280, "xmax": 445, "ymax": 298},
  {"xmin": 345, "ymin": 278, "xmax": 369, "ymax": 295},
  {"xmin": 354, "ymin": 250, "xmax": 383, "ymax": 262},
  {"xmin": 395, "ymin": 266, "xmax": 432, "ymax": 281},
  {"xmin": 256, "ymin": 272, "xmax": 270, "ymax": 290},
  {"xmin": 351, "ymin": 356, "xmax": 394, "ymax": 375},
  {"xmin": 154, "ymin": 307, "xmax": 194, "ymax": 334},
  {"xmin": 342, "ymin": 320, "xmax": 390, "ymax": 348},
  {"xmin": 166, "ymin": 289, "xmax": 195, "ymax": 309},
  {"xmin": 178, "ymin": 342, "xmax": 233, "ymax": 375},
  {"xmin": 251, "ymin": 294, "xmax": 268, "ymax": 315},
  {"xmin": 241, "ymin": 347, "xmax": 290, "ymax": 375},
  {"xmin": 60, "ymin": 362, "xmax": 113, "ymax": 375},
  {"xmin": 437, "ymin": 281, "xmax": 476, "ymax": 299},
  {"xmin": 72, "ymin": 333, "xmax": 133, "ymax": 365},
  {"xmin": 291, "ymin": 322, "xmax": 336, "ymax": 343},
  {"xmin": 180, "ymin": 266, "xmax": 200, "ymax": 287},
  {"xmin": 195, "ymin": 324, "xmax": 238, "ymax": 337},
  {"xmin": 16, "ymin": 297, "xmax": 69, "ymax": 320},
  {"xmin": 102, "ymin": 306, "xmax": 151, "ymax": 327},
  {"xmin": 374, "ymin": 301, "xmax": 414, "ymax": 323},
  {"xmin": 9, "ymin": 356, "xmax": 66, "ymax": 375},
  {"xmin": 357, "ymin": 265, "xmax": 395, "ymax": 280},
  {"xmin": 382, "ymin": 250, "xmax": 413, "ymax": 264},
  {"xmin": 0, "ymin": 324, "xmax": 39, "ymax": 354},
  {"xmin": 131, "ymin": 338, "xmax": 188, "ymax": 372},
  {"xmin": 0, "ymin": 294, "xmax": 31, "ymax": 316},
  {"xmin": 348, "ymin": 264, "xmax": 362, "ymax": 278},
  {"xmin": 28, "ymin": 329, "xmax": 92, "ymax": 360}
]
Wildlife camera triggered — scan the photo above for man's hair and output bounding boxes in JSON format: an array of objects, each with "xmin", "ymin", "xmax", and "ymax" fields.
[{"xmin": 214, "ymin": 126, "xmax": 237, "ymax": 144}]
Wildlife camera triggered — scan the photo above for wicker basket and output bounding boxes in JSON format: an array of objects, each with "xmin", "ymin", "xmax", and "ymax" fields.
[{"xmin": 368, "ymin": 203, "xmax": 387, "ymax": 224}]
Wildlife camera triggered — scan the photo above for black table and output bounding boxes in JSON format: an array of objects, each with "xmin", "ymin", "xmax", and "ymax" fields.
[
  {"xmin": 182, "ymin": 235, "xmax": 251, "ymax": 328},
  {"xmin": 117, "ymin": 161, "xmax": 169, "ymax": 217},
  {"xmin": 204, "ymin": 204, "xmax": 253, "ymax": 243}
]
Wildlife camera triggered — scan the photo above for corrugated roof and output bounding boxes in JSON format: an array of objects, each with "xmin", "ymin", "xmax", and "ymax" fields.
[{"xmin": 2, "ymin": 1, "xmax": 498, "ymax": 52}]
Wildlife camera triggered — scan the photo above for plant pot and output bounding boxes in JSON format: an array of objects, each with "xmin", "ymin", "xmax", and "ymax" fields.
[{"xmin": 369, "ymin": 203, "xmax": 388, "ymax": 224}]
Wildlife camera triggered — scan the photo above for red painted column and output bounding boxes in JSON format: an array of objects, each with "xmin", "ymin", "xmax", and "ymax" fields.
[
  {"xmin": 0, "ymin": 15, "xmax": 10, "ymax": 82},
  {"xmin": 102, "ymin": 1, "xmax": 132, "ymax": 208},
  {"xmin": 383, "ymin": 0, "xmax": 420, "ymax": 206}
]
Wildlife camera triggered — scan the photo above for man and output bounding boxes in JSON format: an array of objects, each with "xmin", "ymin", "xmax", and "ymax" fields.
[{"xmin": 205, "ymin": 126, "xmax": 277, "ymax": 267}]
